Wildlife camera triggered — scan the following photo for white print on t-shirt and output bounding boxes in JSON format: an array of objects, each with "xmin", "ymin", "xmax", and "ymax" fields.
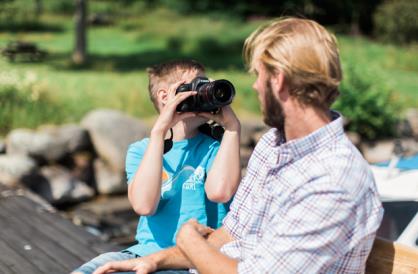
[{"xmin": 161, "ymin": 166, "xmax": 205, "ymax": 194}]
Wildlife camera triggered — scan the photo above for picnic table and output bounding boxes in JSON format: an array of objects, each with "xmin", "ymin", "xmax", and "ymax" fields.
[{"xmin": 1, "ymin": 41, "xmax": 47, "ymax": 62}]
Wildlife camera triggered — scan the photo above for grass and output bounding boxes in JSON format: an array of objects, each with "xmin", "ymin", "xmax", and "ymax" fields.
[{"xmin": 0, "ymin": 7, "xmax": 417, "ymax": 135}]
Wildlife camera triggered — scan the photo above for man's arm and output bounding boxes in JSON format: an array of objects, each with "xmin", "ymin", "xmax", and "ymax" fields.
[
  {"xmin": 93, "ymin": 225, "xmax": 234, "ymax": 274},
  {"xmin": 176, "ymin": 222, "xmax": 238, "ymax": 274}
]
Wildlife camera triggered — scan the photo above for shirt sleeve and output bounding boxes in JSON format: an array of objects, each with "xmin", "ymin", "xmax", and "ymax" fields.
[
  {"xmin": 125, "ymin": 140, "xmax": 147, "ymax": 184},
  {"xmin": 237, "ymin": 183, "xmax": 357, "ymax": 273}
]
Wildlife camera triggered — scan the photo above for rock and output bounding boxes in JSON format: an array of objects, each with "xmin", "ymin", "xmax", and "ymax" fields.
[
  {"xmin": 346, "ymin": 131, "xmax": 361, "ymax": 147},
  {"xmin": 405, "ymin": 108, "xmax": 418, "ymax": 139},
  {"xmin": 56, "ymin": 124, "xmax": 92, "ymax": 153},
  {"xmin": 361, "ymin": 140, "xmax": 395, "ymax": 164},
  {"xmin": 71, "ymin": 195, "xmax": 137, "ymax": 245},
  {"xmin": 81, "ymin": 109, "xmax": 149, "ymax": 172},
  {"xmin": 70, "ymin": 152, "xmax": 96, "ymax": 190},
  {"xmin": 240, "ymin": 147, "xmax": 253, "ymax": 168},
  {"xmin": 0, "ymin": 154, "xmax": 37, "ymax": 187},
  {"xmin": 361, "ymin": 138, "xmax": 418, "ymax": 164},
  {"xmin": 241, "ymin": 120, "xmax": 266, "ymax": 147},
  {"xmin": 0, "ymin": 139, "xmax": 5, "ymax": 154},
  {"xmin": 398, "ymin": 138, "xmax": 418, "ymax": 156},
  {"xmin": 21, "ymin": 165, "xmax": 94, "ymax": 205},
  {"xmin": 6, "ymin": 128, "xmax": 68, "ymax": 162},
  {"xmin": 94, "ymin": 159, "xmax": 127, "ymax": 195}
]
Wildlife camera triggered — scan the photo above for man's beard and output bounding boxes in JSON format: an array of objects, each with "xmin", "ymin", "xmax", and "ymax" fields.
[{"xmin": 262, "ymin": 80, "xmax": 285, "ymax": 130}]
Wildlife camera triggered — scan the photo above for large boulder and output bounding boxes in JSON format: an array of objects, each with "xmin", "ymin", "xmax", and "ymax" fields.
[
  {"xmin": 6, "ymin": 128, "xmax": 68, "ymax": 161},
  {"xmin": 6, "ymin": 124, "xmax": 90, "ymax": 162},
  {"xmin": 54, "ymin": 124, "xmax": 92, "ymax": 153},
  {"xmin": 0, "ymin": 154, "xmax": 37, "ymax": 187},
  {"xmin": 81, "ymin": 109, "xmax": 149, "ymax": 172},
  {"xmin": 94, "ymin": 159, "xmax": 127, "ymax": 195},
  {"xmin": 21, "ymin": 165, "xmax": 94, "ymax": 205}
]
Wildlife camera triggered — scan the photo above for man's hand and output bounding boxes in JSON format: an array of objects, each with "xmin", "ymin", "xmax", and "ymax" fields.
[
  {"xmin": 152, "ymin": 81, "xmax": 198, "ymax": 137},
  {"xmin": 197, "ymin": 105, "xmax": 240, "ymax": 132},
  {"xmin": 177, "ymin": 219, "xmax": 214, "ymax": 248},
  {"xmin": 92, "ymin": 256, "xmax": 157, "ymax": 274}
]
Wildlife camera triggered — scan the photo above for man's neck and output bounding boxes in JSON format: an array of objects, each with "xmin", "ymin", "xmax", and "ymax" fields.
[{"xmin": 284, "ymin": 104, "xmax": 331, "ymax": 141}]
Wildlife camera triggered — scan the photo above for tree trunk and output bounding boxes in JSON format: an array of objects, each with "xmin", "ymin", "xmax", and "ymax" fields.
[
  {"xmin": 35, "ymin": 0, "xmax": 42, "ymax": 18},
  {"xmin": 72, "ymin": 0, "xmax": 87, "ymax": 65}
]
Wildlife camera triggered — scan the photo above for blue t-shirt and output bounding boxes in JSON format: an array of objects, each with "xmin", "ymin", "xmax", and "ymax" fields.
[{"xmin": 125, "ymin": 132, "xmax": 230, "ymax": 256}]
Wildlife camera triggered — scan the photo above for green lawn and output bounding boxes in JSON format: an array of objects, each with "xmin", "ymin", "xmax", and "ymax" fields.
[{"xmin": 0, "ymin": 8, "xmax": 417, "ymax": 134}]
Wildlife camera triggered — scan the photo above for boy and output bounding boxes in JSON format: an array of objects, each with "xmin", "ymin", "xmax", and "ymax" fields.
[{"xmin": 73, "ymin": 59, "xmax": 241, "ymax": 274}]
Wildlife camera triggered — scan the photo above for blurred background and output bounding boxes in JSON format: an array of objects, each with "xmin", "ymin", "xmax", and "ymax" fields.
[{"xmin": 0, "ymin": 0, "xmax": 417, "ymax": 249}]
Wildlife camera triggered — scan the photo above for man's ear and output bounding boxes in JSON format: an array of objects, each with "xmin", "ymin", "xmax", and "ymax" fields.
[
  {"xmin": 157, "ymin": 89, "xmax": 169, "ymax": 106},
  {"xmin": 271, "ymin": 71, "xmax": 288, "ymax": 101}
]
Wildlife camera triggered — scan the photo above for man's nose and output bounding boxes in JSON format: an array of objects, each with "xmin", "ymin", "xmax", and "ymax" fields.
[{"xmin": 252, "ymin": 82, "xmax": 258, "ymax": 92}]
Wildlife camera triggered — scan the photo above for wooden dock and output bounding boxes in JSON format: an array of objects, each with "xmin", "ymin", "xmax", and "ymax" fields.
[{"xmin": 0, "ymin": 184, "xmax": 120, "ymax": 274}]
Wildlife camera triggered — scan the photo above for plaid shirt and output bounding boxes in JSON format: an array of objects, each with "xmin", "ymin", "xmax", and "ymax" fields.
[{"xmin": 221, "ymin": 111, "xmax": 383, "ymax": 273}]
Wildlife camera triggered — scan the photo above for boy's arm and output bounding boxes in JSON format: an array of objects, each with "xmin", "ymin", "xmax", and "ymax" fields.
[
  {"xmin": 128, "ymin": 82, "xmax": 197, "ymax": 215},
  {"xmin": 199, "ymin": 106, "xmax": 241, "ymax": 203}
]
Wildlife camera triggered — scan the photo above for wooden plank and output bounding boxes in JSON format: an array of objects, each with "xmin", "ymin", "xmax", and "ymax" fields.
[
  {"xmin": 0, "ymin": 260, "xmax": 13, "ymax": 273},
  {"xmin": 366, "ymin": 237, "xmax": 418, "ymax": 274},
  {"xmin": 0, "ymin": 184, "xmax": 122, "ymax": 273},
  {"xmin": 0, "ymin": 199, "xmax": 83, "ymax": 272},
  {"xmin": 0, "ymin": 218, "xmax": 65, "ymax": 273},
  {"xmin": 2, "ymin": 195, "xmax": 99, "ymax": 260},
  {"xmin": 13, "ymin": 193, "xmax": 120, "ymax": 254},
  {"xmin": 0, "ymin": 239, "xmax": 40, "ymax": 274}
]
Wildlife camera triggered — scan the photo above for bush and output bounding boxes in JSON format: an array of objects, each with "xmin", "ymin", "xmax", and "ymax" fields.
[
  {"xmin": 333, "ymin": 64, "xmax": 400, "ymax": 141},
  {"xmin": 374, "ymin": 0, "xmax": 418, "ymax": 44},
  {"xmin": 0, "ymin": 71, "xmax": 65, "ymax": 135}
]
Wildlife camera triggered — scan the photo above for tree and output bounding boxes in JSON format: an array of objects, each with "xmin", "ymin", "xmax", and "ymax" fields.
[{"xmin": 72, "ymin": 0, "xmax": 87, "ymax": 65}]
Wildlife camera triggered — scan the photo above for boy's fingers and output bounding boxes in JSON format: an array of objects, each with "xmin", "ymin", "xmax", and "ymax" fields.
[
  {"xmin": 168, "ymin": 80, "xmax": 186, "ymax": 98},
  {"xmin": 172, "ymin": 91, "xmax": 197, "ymax": 106}
]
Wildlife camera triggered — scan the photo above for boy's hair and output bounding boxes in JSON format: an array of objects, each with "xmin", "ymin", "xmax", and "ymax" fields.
[
  {"xmin": 147, "ymin": 59, "xmax": 205, "ymax": 110},
  {"xmin": 243, "ymin": 17, "xmax": 342, "ymax": 110}
]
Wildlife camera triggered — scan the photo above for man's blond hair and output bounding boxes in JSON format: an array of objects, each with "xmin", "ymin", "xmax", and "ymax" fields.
[
  {"xmin": 243, "ymin": 17, "xmax": 342, "ymax": 109},
  {"xmin": 147, "ymin": 60, "xmax": 205, "ymax": 110}
]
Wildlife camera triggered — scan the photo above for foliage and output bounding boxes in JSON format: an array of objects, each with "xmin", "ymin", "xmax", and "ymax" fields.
[
  {"xmin": 333, "ymin": 64, "xmax": 400, "ymax": 140},
  {"xmin": 0, "ymin": 70, "xmax": 65, "ymax": 134},
  {"xmin": 374, "ymin": 0, "xmax": 418, "ymax": 44}
]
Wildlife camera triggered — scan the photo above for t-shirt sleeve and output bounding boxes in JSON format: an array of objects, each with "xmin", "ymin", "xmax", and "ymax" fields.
[
  {"xmin": 125, "ymin": 139, "xmax": 148, "ymax": 184},
  {"xmin": 205, "ymin": 140, "xmax": 221, "ymax": 171}
]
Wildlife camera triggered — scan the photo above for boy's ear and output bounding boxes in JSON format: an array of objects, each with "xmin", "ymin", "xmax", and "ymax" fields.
[{"xmin": 157, "ymin": 89, "xmax": 169, "ymax": 106}]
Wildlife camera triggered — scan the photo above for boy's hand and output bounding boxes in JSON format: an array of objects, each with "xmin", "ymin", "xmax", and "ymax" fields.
[
  {"xmin": 197, "ymin": 106, "xmax": 240, "ymax": 132},
  {"xmin": 151, "ymin": 81, "xmax": 197, "ymax": 137},
  {"xmin": 93, "ymin": 256, "xmax": 157, "ymax": 274}
]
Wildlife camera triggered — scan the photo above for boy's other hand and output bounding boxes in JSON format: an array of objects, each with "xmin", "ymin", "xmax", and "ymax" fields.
[
  {"xmin": 197, "ymin": 106, "xmax": 241, "ymax": 132},
  {"xmin": 152, "ymin": 80, "xmax": 197, "ymax": 137}
]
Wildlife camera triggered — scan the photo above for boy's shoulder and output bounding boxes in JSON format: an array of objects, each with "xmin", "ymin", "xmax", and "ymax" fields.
[{"xmin": 128, "ymin": 138, "xmax": 150, "ymax": 152}]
